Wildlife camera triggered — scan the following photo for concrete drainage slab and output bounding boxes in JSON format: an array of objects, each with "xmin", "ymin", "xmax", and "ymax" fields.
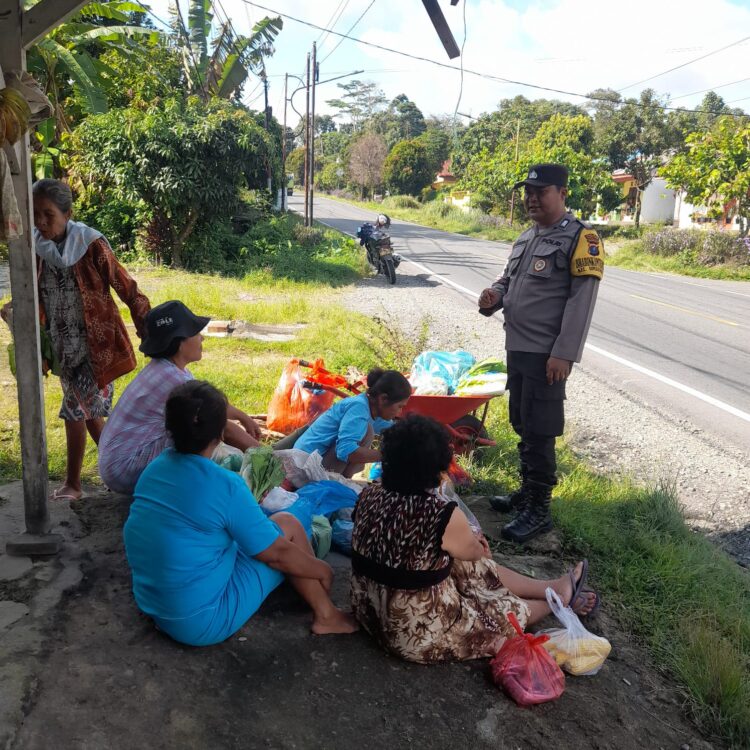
[{"xmin": 202, "ymin": 320, "xmax": 307, "ymax": 342}]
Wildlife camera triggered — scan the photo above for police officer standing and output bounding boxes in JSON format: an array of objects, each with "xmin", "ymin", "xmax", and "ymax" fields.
[{"xmin": 478, "ymin": 163, "xmax": 604, "ymax": 544}]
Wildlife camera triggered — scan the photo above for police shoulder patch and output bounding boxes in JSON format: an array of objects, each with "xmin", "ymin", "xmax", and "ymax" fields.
[{"xmin": 570, "ymin": 228, "xmax": 604, "ymax": 279}]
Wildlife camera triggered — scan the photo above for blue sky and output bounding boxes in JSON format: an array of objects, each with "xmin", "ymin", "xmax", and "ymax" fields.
[{"xmin": 150, "ymin": 0, "xmax": 750, "ymax": 126}]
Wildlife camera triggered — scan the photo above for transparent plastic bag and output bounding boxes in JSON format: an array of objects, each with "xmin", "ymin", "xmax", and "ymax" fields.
[
  {"xmin": 538, "ymin": 588, "xmax": 611, "ymax": 676},
  {"xmin": 410, "ymin": 350, "xmax": 475, "ymax": 395},
  {"xmin": 274, "ymin": 448, "xmax": 328, "ymax": 488},
  {"xmin": 490, "ymin": 612, "xmax": 566, "ymax": 706}
]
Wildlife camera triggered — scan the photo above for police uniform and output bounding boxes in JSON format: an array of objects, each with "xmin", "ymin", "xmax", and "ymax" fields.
[{"xmin": 480, "ymin": 163, "xmax": 604, "ymax": 543}]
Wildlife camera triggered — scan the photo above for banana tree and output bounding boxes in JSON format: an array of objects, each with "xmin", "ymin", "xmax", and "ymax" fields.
[
  {"xmin": 169, "ymin": 0, "xmax": 282, "ymax": 100},
  {"xmin": 26, "ymin": 0, "xmax": 163, "ymax": 133}
]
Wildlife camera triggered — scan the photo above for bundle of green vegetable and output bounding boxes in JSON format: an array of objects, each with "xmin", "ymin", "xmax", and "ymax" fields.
[
  {"xmin": 240, "ymin": 447, "xmax": 284, "ymax": 501},
  {"xmin": 455, "ymin": 357, "xmax": 508, "ymax": 397}
]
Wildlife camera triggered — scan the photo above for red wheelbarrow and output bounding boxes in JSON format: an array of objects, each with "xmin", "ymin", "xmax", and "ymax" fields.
[{"xmin": 298, "ymin": 360, "xmax": 498, "ymax": 455}]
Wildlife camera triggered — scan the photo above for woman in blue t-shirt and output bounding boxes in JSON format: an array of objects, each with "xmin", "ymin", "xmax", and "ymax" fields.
[
  {"xmin": 293, "ymin": 369, "xmax": 411, "ymax": 478},
  {"xmin": 124, "ymin": 380, "xmax": 358, "ymax": 647}
]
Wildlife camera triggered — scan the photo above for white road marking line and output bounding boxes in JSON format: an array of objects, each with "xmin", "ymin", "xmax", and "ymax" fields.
[
  {"xmin": 315, "ymin": 210, "xmax": 750, "ymax": 424},
  {"xmin": 646, "ymin": 273, "xmax": 750, "ymax": 299},
  {"xmin": 585, "ymin": 343, "xmax": 750, "ymax": 424}
]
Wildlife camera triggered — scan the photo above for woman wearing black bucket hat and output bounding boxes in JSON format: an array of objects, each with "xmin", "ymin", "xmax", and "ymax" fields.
[{"xmin": 98, "ymin": 300, "xmax": 261, "ymax": 494}]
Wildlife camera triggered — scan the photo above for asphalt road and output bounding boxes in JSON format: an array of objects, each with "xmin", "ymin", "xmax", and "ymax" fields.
[{"xmin": 290, "ymin": 194, "xmax": 750, "ymax": 459}]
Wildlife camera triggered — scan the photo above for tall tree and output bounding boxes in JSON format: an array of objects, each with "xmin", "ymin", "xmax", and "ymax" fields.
[
  {"xmin": 453, "ymin": 95, "xmax": 586, "ymax": 174},
  {"xmin": 326, "ymin": 79, "xmax": 387, "ymax": 131},
  {"xmin": 416, "ymin": 117, "xmax": 453, "ymax": 175},
  {"xmin": 367, "ymin": 93, "xmax": 426, "ymax": 149},
  {"xmin": 383, "ymin": 139, "xmax": 432, "ymax": 196},
  {"xmin": 593, "ymin": 89, "xmax": 671, "ymax": 227},
  {"xmin": 662, "ymin": 116, "xmax": 750, "ymax": 237},
  {"xmin": 348, "ymin": 133, "xmax": 388, "ymax": 199}
]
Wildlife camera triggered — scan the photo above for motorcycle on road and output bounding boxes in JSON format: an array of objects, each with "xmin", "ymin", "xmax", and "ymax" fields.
[{"xmin": 356, "ymin": 214, "xmax": 400, "ymax": 285}]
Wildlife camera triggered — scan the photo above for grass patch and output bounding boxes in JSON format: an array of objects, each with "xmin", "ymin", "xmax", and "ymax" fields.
[
  {"xmin": 325, "ymin": 193, "xmax": 521, "ymax": 244},
  {"xmin": 608, "ymin": 239, "xmax": 750, "ymax": 281}
]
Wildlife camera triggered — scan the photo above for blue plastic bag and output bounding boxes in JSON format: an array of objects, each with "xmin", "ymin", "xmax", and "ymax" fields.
[
  {"xmin": 410, "ymin": 350, "xmax": 476, "ymax": 395},
  {"xmin": 264, "ymin": 480, "xmax": 358, "ymax": 536},
  {"xmin": 332, "ymin": 519, "xmax": 354, "ymax": 555}
]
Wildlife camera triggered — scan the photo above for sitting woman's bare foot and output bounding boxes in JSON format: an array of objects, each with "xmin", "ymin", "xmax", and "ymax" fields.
[
  {"xmin": 553, "ymin": 561, "xmax": 597, "ymax": 616},
  {"xmin": 51, "ymin": 485, "xmax": 82, "ymax": 501},
  {"xmin": 311, "ymin": 608, "xmax": 359, "ymax": 635}
]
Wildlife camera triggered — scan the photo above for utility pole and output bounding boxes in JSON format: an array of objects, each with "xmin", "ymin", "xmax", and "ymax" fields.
[
  {"xmin": 281, "ymin": 72, "xmax": 288, "ymax": 211},
  {"xmin": 509, "ymin": 119, "xmax": 521, "ymax": 227},
  {"xmin": 309, "ymin": 42, "xmax": 317, "ymax": 227},
  {"xmin": 304, "ymin": 52, "xmax": 311, "ymax": 226},
  {"xmin": 262, "ymin": 69, "xmax": 272, "ymax": 194}
]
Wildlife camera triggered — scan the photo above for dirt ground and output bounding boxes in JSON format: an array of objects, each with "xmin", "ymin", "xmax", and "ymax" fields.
[{"xmin": 0, "ymin": 480, "xmax": 718, "ymax": 750}]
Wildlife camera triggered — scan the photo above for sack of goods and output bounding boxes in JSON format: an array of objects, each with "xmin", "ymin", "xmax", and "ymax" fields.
[
  {"xmin": 537, "ymin": 588, "xmax": 611, "ymax": 676},
  {"xmin": 490, "ymin": 612, "xmax": 565, "ymax": 706}
]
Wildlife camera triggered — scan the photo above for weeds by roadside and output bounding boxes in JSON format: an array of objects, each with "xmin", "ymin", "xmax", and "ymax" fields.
[{"xmin": 606, "ymin": 232, "xmax": 750, "ymax": 281}]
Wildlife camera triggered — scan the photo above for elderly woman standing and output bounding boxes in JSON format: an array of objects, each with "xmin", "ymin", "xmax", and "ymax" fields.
[{"xmin": 29, "ymin": 179, "xmax": 149, "ymax": 500}]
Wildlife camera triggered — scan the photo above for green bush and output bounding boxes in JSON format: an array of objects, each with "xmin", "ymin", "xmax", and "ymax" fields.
[
  {"xmin": 595, "ymin": 224, "xmax": 647, "ymax": 241},
  {"xmin": 641, "ymin": 228, "xmax": 749, "ymax": 265},
  {"xmin": 291, "ymin": 224, "xmax": 327, "ymax": 247},
  {"xmin": 382, "ymin": 195, "xmax": 420, "ymax": 209}
]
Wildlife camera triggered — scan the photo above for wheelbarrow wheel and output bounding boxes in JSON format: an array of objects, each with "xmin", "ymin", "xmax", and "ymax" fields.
[{"xmin": 450, "ymin": 415, "xmax": 489, "ymax": 456}]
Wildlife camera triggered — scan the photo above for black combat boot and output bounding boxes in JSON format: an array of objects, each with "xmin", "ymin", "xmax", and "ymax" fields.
[
  {"xmin": 489, "ymin": 465, "xmax": 528, "ymax": 512},
  {"xmin": 489, "ymin": 484, "xmax": 529, "ymax": 512},
  {"xmin": 500, "ymin": 480, "xmax": 553, "ymax": 544}
]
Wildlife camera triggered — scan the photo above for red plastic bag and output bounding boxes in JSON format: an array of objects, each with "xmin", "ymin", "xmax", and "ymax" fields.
[
  {"xmin": 267, "ymin": 359, "xmax": 335, "ymax": 434},
  {"xmin": 491, "ymin": 612, "xmax": 565, "ymax": 706}
]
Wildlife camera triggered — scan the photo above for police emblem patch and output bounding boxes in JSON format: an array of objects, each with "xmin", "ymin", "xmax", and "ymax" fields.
[
  {"xmin": 588, "ymin": 245, "xmax": 600, "ymax": 256},
  {"xmin": 533, "ymin": 259, "xmax": 546, "ymax": 272},
  {"xmin": 529, "ymin": 170, "xmax": 538, "ymax": 179}
]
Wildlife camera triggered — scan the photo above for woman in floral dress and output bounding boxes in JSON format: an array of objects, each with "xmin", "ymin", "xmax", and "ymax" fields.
[{"xmin": 350, "ymin": 415, "xmax": 598, "ymax": 663}]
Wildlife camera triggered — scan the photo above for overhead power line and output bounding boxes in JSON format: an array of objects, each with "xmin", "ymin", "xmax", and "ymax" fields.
[
  {"xmin": 617, "ymin": 34, "xmax": 750, "ymax": 93},
  {"xmin": 669, "ymin": 76, "xmax": 750, "ymax": 102},
  {"xmin": 239, "ymin": 1, "xmax": 750, "ymax": 119},
  {"xmin": 320, "ymin": 0, "xmax": 377, "ymax": 64},
  {"xmin": 317, "ymin": 0, "xmax": 350, "ymax": 51}
]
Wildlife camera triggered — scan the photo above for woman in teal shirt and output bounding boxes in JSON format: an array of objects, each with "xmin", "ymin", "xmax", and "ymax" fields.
[
  {"xmin": 124, "ymin": 380, "xmax": 358, "ymax": 646},
  {"xmin": 293, "ymin": 369, "xmax": 411, "ymax": 478}
]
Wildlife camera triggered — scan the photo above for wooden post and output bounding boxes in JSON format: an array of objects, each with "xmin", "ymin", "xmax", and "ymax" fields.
[
  {"xmin": 0, "ymin": 0, "xmax": 67, "ymax": 553},
  {"xmin": 281, "ymin": 73, "xmax": 288, "ymax": 212}
]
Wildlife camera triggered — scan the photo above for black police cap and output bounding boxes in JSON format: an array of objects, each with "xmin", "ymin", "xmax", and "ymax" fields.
[{"xmin": 513, "ymin": 163, "xmax": 569, "ymax": 190}]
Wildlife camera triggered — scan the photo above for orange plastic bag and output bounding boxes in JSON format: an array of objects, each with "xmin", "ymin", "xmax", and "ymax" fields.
[
  {"xmin": 490, "ymin": 612, "xmax": 566, "ymax": 706},
  {"xmin": 267, "ymin": 359, "xmax": 335, "ymax": 434}
]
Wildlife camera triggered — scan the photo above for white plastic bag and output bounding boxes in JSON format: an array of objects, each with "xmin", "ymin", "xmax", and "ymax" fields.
[
  {"xmin": 538, "ymin": 588, "xmax": 611, "ymax": 676},
  {"xmin": 262, "ymin": 486, "xmax": 299, "ymax": 512},
  {"xmin": 273, "ymin": 448, "xmax": 328, "ymax": 488},
  {"xmin": 410, "ymin": 374, "xmax": 449, "ymax": 396}
]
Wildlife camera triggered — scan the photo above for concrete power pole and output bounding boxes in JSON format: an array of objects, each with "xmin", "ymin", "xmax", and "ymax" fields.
[
  {"xmin": 281, "ymin": 73, "xmax": 288, "ymax": 211},
  {"xmin": 304, "ymin": 52, "xmax": 311, "ymax": 226},
  {"xmin": 309, "ymin": 42, "xmax": 317, "ymax": 227}
]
